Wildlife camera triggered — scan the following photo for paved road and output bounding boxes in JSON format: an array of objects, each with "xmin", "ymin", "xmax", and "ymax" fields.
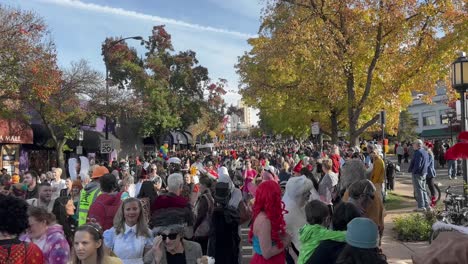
[
  {"xmin": 393, "ymin": 157, "xmax": 464, "ymax": 195},
  {"xmin": 241, "ymin": 227, "xmax": 252, "ymax": 264}
]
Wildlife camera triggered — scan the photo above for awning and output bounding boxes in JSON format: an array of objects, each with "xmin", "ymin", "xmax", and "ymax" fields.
[
  {"xmin": 420, "ymin": 128, "xmax": 453, "ymax": 139},
  {"xmin": 67, "ymin": 130, "xmax": 120, "ymax": 153},
  {"xmin": 183, "ymin": 131, "xmax": 193, "ymax": 145},
  {"xmin": 31, "ymin": 123, "xmax": 51, "ymax": 147},
  {"xmin": 160, "ymin": 130, "xmax": 193, "ymax": 146},
  {"xmin": 0, "ymin": 119, "xmax": 33, "ymax": 144},
  {"xmin": 171, "ymin": 131, "xmax": 187, "ymax": 145},
  {"xmin": 80, "ymin": 131, "xmax": 120, "ymax": 153}
]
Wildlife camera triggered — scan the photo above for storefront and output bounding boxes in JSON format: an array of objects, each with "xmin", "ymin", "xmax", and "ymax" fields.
[{"xmin": 0, "ymin": 119, "xmax": 33, "ymax": 175}]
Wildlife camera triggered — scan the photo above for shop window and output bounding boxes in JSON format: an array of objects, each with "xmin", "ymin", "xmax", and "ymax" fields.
[{"xmin": 422, "ymin": 111, "xmax": 437, "ymax": 126}]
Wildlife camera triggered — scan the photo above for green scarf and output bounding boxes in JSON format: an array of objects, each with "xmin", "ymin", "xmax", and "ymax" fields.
[{"xmin": 297, "ymin": 224, "xmax": 346, "ymax": 264}]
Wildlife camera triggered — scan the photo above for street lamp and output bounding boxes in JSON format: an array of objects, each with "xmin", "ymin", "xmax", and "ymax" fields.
[
  {"xmin": 77, "ymin": 128, "xmax": 84, "ymax": 155},
  {"xmin": 451, "ymin": 51, "xmax": 468, "ymax": 192},
  {"xmin": 103, "ymin": 36, "xmax": 143, "ymax": 140},
  {"xmin": 447, "ymin": 110, "xmax": 456, "ymax": 144}
]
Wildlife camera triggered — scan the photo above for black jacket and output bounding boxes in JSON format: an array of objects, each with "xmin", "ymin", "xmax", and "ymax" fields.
[{"xmin": 307, "ymin": 240, "xmax": 346, "ymax": 264}]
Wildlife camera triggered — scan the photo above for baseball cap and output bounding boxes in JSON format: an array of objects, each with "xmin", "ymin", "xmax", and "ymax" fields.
[{"xmin": 92, "ymin": 166, "xmax": 109, "ymax": 179}]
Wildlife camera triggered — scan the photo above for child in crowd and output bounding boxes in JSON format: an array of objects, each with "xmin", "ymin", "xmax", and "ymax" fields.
[{"xmin": 297, "ymin": 200, "xmax": 346, "ymax": 264}]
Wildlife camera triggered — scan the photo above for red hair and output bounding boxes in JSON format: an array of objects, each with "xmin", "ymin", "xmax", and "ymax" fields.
[{"xmin": 249, "ymin": 180, "xmax": 287, "ymax": 248}]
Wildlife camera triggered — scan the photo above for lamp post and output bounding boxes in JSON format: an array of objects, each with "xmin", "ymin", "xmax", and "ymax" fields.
[
  {"xmin": 451, "ymin": 51, "xmax": 468, "ymax": 192},
  {"xmin": 77, "ymin": 128, "xmax": 84, "ymax": 155},
  {"xmin": 103, "ymin": 36, "xmax": 143, "ymax": 140},
  {"xmin": 447, "ymin": 111, "xmax": 455, "ymax": 144}
]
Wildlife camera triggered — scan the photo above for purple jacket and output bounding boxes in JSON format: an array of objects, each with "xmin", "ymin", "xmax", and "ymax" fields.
[{"xmin": 21, "ymin": 224, "xmax": 70, "ymax": 264}]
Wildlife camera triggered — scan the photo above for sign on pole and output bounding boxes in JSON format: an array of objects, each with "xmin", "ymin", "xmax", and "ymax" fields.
[
  {"xmin": 100, "ymin": 140, "xmax": 113, "ymax": 154},
  {"xmin": 311, "ymin": 122, "xmax": 320, "ymax": 135},
  {"xmin": 76, "ymin": 146, "xmax": 83, "ymax": 155}
]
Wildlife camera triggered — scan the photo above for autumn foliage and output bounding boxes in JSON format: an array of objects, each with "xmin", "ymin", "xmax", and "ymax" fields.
[
  {"xmin": 237, "ymin": 0, "xmax": 467, "ymax": 143},
  {"xmin": 102, "ymin": 25, "xmax": 228, "ymax": 141}
]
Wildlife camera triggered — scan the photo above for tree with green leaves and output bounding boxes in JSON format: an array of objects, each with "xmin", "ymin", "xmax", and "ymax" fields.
[
  {"xmin": 103, "ymin": 25, "xmax": 227, "ymax": 143},
  {"xmin": 397, "ymin": 110, "xmax": 418, "ymax": 143},
  {"xmin": 237, "ymin": 0, "xmax": 467, "ymax": 144}
]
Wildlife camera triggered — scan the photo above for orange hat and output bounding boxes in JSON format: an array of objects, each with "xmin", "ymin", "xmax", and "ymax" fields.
[{"xmin": 92, "ymin": 166, "xmax": 109, "ymax": 179}]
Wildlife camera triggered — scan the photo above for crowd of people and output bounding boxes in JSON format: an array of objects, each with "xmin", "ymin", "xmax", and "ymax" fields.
[{"xmin": 0, "ymin": 137, "xmax": 453, "ymax": 264}]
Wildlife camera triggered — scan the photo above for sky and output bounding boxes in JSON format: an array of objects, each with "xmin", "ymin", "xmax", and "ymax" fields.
[{"xmin": 4, "ymin": 0, "xmax": 263, "ymax": 123}]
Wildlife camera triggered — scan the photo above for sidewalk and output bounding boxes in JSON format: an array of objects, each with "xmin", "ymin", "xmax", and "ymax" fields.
[{"xmin": 381, "ymin": 176, "xmax": 428, "ymax": 264}]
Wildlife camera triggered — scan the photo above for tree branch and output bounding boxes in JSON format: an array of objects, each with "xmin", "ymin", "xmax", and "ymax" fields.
[
  {"xmin": 356, "ymin": 1, "xmax": 384, "ymax": 116},
  {"xmin": 355, "ymin": 114, "xmax": 380, "ymax": 136}
]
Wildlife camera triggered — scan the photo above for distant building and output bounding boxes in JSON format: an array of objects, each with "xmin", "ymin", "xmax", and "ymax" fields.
[
  {"xmin": 407, "ymin": 85, "xmax": 457, "ymax": 140},
  {"xmin": 238, "ymin": 100, "xmax": 252, "ymax": 127}
]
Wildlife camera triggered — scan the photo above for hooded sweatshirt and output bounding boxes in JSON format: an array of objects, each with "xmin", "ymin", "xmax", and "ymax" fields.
[
  {"xmin": 88, "ymin": 191, "xmax": 123, "ymax": 230},
  {"xmin": 297, "ymin": 224, "xmax": 345, "ymax": 264},
  {"xmin": 21, "ymin": 224, "xmax": 70, "ymax": 264}
]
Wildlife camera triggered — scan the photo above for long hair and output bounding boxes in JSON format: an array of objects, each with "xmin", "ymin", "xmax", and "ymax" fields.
[
  {"xmin": 71, "ymin": 223, "xmax": 105, "ymax": 264},
  {"xmin": 52, "ymin": 196, "xmax": 74, "ymax": 245},
  {"xmin": 137, "ymin": 181, "xmax": 157, "ymax": 204},
  {"xmin": 113, "ymin": 197, "xmax": 151, "ymax": 237},
  {"xmin": 248, "ymin": 180, "xmax": 287, "ymax": 248}
]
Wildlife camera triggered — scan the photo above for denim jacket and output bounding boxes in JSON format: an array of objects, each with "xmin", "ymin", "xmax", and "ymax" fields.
[
  {"xmin": 427, "ymin": 154, "xmax": 436, "ymax": 178},
  {"xmin": 408, "ymin": 148, "xmax": 429, "ymax": 175}
]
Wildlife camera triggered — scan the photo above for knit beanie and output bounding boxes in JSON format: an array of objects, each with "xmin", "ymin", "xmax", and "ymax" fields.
[{"xmin": 346, "ymin": 217, "xmax": 379, "ymax": 249}]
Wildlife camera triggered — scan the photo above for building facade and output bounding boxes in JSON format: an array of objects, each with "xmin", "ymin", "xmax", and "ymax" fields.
[{"xmin": 407, "ymin": 86, "xmax": 457, "ymax": 140}]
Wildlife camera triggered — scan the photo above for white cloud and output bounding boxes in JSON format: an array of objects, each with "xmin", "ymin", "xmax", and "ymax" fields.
[
  {"xmin": 206, "ymin": 0, "xmax": 263, "ymax": 19},
  {"xmin": 35, "ymin": 0, "xmax": 258, "ymax": 38}
]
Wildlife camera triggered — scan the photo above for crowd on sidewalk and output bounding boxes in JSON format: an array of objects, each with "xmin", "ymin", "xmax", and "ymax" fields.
[{"xmin": 0, "ymin": 137, "xmax": 459, "ymax": 264}]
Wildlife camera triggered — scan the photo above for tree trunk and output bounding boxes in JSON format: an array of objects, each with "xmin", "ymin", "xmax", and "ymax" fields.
[
  {"xmin": 55, "ymin": 140, "xmax": 67, "ymax": 175},
  {"xmin": 330, "ymin": 109, "xmax": 339, "ymax": 144}
]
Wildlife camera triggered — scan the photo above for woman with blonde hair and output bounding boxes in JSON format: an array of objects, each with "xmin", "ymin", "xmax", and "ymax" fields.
[
  {"xmin": 121, "ymin": 176, "xmax": 136, "ymax": 199},
  {"xmin": 103, "ymin": 197, "xmax": 153, "ymax": 264},
  {"xmin": 318, "ymin": 159, "xmax": 339, "ymax": 205}
]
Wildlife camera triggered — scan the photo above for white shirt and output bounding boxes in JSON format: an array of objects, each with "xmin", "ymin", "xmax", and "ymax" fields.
[
  {"xmin": 103, "ymin": 224, "xmax": 153, "ymax": 264},
  {"xmin": 51, "ymin": 179, "xmax": 66, "ymax": 200}
]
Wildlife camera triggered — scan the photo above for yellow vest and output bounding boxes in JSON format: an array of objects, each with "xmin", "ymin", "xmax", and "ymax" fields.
[{"xmin": 78, "ymin": 188, "xmax": 101, "ymax": 225}]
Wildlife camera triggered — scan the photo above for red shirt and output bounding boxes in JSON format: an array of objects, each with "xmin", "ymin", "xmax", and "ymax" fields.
[
  {"xmin": 0, "ymin": 239, "xmax": 44, "ymax": 264},
  {"xmin": 330, "ymin": 154, "xmax": 341, "ymax": 174}
]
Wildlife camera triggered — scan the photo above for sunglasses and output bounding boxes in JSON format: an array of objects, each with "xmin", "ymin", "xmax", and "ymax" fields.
[{"xmin": 158, "ymin": 233, "xmax": 178, "ymax": 240}]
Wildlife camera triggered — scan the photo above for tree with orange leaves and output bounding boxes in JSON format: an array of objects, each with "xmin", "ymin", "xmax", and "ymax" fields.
[
  {"xmin": 0, "ymin": 5, "xmax": 103, "ymax": 170},
  {"xmin": 102, "ymin": 25, "xmax": 229, "ymax": 144}
]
